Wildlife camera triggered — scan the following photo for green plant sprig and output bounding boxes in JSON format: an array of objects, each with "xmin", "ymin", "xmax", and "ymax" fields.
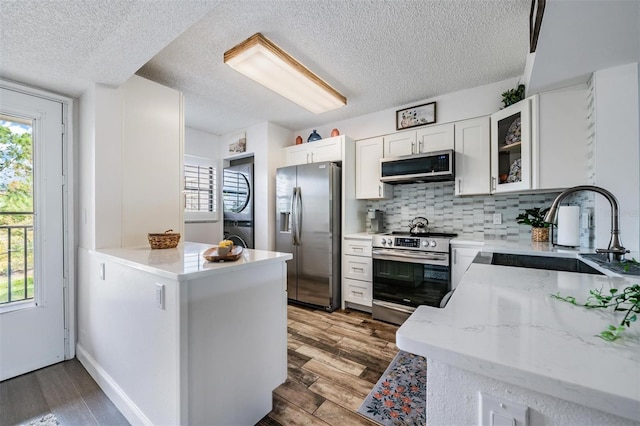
[
  {"xmin": 516, "ymin": 207, "xmax": 550, "ymax": 228},
  {"xmin": 551, "ymin": 284, "xmax": 640, "ymax": 341}
]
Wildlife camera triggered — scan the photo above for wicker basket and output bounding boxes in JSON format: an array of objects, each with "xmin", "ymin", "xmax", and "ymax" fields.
[
  {"xmin": 148, "ymin": 229, "xmax": 181, "ymax": 249},
  {"xmin": 531, "ymin": 227, "xmax": 549, "ymax": 242}
]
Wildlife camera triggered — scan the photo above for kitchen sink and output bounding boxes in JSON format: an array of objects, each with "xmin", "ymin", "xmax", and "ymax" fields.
[
  {"xmin": 489, "ymin": 253, "xmax": 604, "ymax": 275},
  {"xmin": 580, "ymin": 253, "xmax": 640, "ymax": 276}
]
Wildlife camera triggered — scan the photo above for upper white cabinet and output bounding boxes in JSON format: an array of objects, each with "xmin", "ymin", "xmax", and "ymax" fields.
[
  {"xmin": 284, "ymin": 136, "xmax": 342, "ymax": 166},
  {"xmin": 454, "ymin": 117, "xmax": 491, "ymax": 196},
  {"xmin": 490, "ymin": 96, "xmax": 535, "ymax": 193},
  {"xmin": 383, "ymin": 131, "xmax": 416, "ymax": 157},
  {"xmin": 383, "ymin": 123, "xmax": 454, "ymax": 157},
  {"xmin": 536, "ymin": 84, "xmax": 588, "ymax": 190},
  {"xmin": 355, "ymin": 137, "xmax": 392, "ymax": 200},
  {"xmin": 451, "ymin": 242, "xmax": 482, "ymax": 289},
  {"xmin": 416, "ymin": 123, "xmax": 454, "ymax": 153}
]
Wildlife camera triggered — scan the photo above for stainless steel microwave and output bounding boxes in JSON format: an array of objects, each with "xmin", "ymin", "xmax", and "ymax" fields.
[{"xmin": 380, "ymin": 149, "xmax": 455, "ymax": 184}]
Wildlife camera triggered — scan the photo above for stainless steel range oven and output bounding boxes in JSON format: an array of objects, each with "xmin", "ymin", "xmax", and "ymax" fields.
[{"xmin": 371, "ymin": 232, "xmax": 456, "ymax": 325}]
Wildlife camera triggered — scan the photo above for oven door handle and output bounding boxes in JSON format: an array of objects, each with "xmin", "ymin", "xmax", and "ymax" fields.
[
  {"xmin": 373, "ymin": 300, "xmax": 416, "ymax": 315},
  {"xmin": 372, "ymin": 249, "xmax": 448, "ymax": 264}
]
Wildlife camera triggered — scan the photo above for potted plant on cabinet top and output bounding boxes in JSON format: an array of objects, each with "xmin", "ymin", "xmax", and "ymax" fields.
[{"xmin": 516, "ymin": 207, "xmax": 551, "ymax": 242}]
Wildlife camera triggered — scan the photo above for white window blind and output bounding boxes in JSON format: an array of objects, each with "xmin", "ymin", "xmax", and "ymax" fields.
[{"xmin": 184, "ymin": 155, "xmax": 217, "ymax": 222}]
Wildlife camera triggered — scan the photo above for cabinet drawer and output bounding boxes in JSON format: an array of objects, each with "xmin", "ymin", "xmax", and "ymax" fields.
[
  {"xmin": 344, "ymin": 239, "xmax": 372, "ymax": 257},
  {"xmin": 344, "ymin": 255, "xmax": 372, "ymax": 281},
  {"xmin": 343, "ymin": 278, "xmax": 372, "ymax": 306}
]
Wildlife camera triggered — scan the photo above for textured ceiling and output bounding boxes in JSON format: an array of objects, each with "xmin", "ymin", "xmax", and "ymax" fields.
[{"xmin": 1, "ymin": 0, "xmax": 530, "ymax": 135}]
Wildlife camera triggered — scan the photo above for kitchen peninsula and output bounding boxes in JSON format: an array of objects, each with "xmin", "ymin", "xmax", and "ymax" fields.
[
  {"xmin": 397, "ymin": 258, "xmax": 640, "ymax": 425},
  {"xmin": 76, "ymin": 242, "xmax": 292, "ymax": 425}
]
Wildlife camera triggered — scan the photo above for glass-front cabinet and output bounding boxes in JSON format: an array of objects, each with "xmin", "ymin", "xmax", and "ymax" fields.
[{"xmin": 490, "ymin": 97, "xmax": 533, "ymax": 193}]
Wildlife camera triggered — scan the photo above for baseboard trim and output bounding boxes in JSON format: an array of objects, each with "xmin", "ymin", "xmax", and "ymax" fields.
[{"xmin": 76, "ymin": 344, "xmax": 152, "ymax": 426}]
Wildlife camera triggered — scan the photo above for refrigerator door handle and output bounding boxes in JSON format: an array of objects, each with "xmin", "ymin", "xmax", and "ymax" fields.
[
  {"xmin": 291, "ymin": 187, "xmax": 298, "ymax": 245},
  {"xmin": 295, "ymin": 186, "xmax": 302, "ymax": 244}
]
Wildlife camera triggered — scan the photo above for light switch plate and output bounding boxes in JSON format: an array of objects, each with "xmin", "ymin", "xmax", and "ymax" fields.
[
  {"xmin": 493, "ymin": 213, "xmax": 503, "ymax": 225},
  {"xmin": 480, "ymin": 392, "xmax": 528, "ymax": 426}
]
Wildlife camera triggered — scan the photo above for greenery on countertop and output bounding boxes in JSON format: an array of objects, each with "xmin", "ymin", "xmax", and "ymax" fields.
[
  {"xmin": 551, "ymin": 284, "xmax": 640, "ymax": 341},
  {"xmin": 516, "ymin": 207, "xmax": 550, "ymax": 228}
]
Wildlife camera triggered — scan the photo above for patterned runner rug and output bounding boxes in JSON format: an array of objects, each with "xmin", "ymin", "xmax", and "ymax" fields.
[
  {"xmin": 358, "ymin": 350, "xmax": 427, "ymax": 425},
  {"xmin": 23, "ymin": 413, "xmax": 59, "ymax": 426}
]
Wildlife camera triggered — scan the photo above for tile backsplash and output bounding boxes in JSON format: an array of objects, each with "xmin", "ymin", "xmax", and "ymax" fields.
[{"xmin": 365, "ymin": 181, "xmax": 594, "ymax": 247}]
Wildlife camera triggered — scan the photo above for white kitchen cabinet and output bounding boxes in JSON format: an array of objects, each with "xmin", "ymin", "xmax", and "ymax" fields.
[
  {"xmin": 416, "ymin": 123, "xmax": 454, "ymax": 153},
  {"xmin": 536, "ymin": 84, "xmax": 588, "ymax": 190},
  {"xmin": 451, "ymin": 243, "xmax": 482, "ymax": 289},
  {"xmin": 355, "ymin": 137, "xmax": 392, "ymax": 200},
  {"xmin": 383, "ymin": 124, "xmax": 454, "ymax": 157},
  {"xmin": 490, "ymin": 96, "xmax": 536, "ymax": 193},
  {"xmin": 283, "ymin": 136, "xmax": 342, "ymax": 165},
  {"xmin": 454, "ymin": 116, "xmax": 491, "ymax": 196},
  {"xmin": 383, "ymin": 130, "xmax": 416, "ymax": 157},
  {"xmin": 342, "ymin": 236, "xmax": 373, "ymax": 308}
]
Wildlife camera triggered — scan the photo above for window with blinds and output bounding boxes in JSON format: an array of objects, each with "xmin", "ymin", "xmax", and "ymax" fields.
[{"xmin": 184, "ymin": 155, "xmax": 217, "ymax": 222}]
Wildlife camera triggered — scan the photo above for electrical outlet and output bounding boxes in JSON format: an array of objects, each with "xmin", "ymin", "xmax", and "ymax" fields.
[
  {"xmin": 480, "ymin": 392, "xmax": 529, "ymax": 426},
  {"xmin": 493, "ymin": 213, "xmax": 503, "ymax": 225}
]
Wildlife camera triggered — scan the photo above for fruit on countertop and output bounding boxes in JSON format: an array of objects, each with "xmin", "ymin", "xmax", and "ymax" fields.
[{"xmin": 218, "ymin": 240, "xmax": 233, "ymax": 248}]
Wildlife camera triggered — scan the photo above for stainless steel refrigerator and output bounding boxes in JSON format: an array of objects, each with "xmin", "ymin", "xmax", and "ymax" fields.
[{"xmin": 276, "ymin": 162, "xmax": 341, "ymax": 311}]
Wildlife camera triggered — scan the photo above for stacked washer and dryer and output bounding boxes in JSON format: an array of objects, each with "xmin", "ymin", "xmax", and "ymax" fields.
[{"xmin": 222, "ymin": 161, "xmax": 254, "ymax": 248}]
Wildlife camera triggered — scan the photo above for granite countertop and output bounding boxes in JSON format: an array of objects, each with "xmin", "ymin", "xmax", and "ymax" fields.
[
  {"xmin": 93, "ymin": 242, "xmax": 292, "ymax": 281},
  {"xmin": 396, "ymin": 262, "xmax": 640, "ymax": 422}
]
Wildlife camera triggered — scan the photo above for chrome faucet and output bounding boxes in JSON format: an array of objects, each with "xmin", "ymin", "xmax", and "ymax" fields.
[{"xmin": 544, "ymin": 185, "xmax": 629, "ymax": 261}]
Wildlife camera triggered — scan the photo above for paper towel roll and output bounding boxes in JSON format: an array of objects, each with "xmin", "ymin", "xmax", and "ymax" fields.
[{"xmin": 557, "ymin": 206, "xmax": 580, "ymax": 247}]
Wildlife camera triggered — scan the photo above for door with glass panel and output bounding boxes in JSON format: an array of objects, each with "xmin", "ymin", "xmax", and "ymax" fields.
[{"xmin": 0, "ymin": 87, "xmax": 65, "ymax": 380}]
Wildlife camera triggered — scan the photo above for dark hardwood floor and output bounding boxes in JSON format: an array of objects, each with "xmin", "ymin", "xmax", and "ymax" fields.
[
  {"xmin": 1, "ymin": 304, "xmax": 397, "ymax": 426},
  {"xmin": 0, "ymin": 358, "xmax": 128, "ymax": 426},
  {"xmin": 258, "ymin": 304, "xmax": 399, "ymax": 426}
]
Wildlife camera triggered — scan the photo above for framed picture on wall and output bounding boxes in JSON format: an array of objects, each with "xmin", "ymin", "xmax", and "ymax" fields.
[
  {"xmin": 396, "ymin": 102, "xmax": 436, "ymax": 130},
  {"xmin": 228, "ymin": 132, "xmax": 246, "ymax": 154}
]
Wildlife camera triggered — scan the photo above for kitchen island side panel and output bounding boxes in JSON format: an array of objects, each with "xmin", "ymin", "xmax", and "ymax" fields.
[{"xmin": 186, "ymin": 261, "xmax": 287, "ymax": 425}]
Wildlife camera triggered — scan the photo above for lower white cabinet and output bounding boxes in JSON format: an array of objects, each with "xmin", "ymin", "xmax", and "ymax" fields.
[
  {"xmin": 451, "ymin": 243, "xmax": 482, "ymax": 289},
  {"xmin": 342, "ymin": 236, "xmax": 373, "ymax": 308}
]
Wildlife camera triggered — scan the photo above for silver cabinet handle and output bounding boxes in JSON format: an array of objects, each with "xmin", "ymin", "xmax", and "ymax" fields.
[
  {"xmin": 310, "ymin": 152, "xmax": 314, "ymax": 163},
  {"xmin": 411, "ymin": 142, "xmax": 415, "ymax": 154},
  {"xmin": 352, "ymin": 267, "xmax": 364, "ymax": 272},
  {"xmin": 306, "ymin": 152, "xmax": 310, "ymax": 163},
  {"xmin": 492, "ymin": 176, "xmax": 497, "ymax": 191},
  {"xmin": 352, "ymin": 291, "xmax": 364, "ymax": 295},
  {"xmin": 378, "ymin": 185, "xmax": 382, "ymax": 197},
  {"xmin": 352, "ymin": 247, "xmax": 363, "ymax": 252},
  {"xmin": 418, "ymin": 140, "xmax": 423, "ymax": 153}
]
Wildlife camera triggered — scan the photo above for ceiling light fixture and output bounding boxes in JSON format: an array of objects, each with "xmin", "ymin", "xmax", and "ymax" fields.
[{"xmin": 224, "ymin": 33, "xmax": 347, "ymax": 114}]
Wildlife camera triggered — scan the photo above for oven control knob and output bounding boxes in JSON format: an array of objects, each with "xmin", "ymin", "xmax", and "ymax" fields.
[
  {"xmin": 422, "ymin": 241, "xmax": 429, "ymax": 247},
  {"xmin": 430, "ymin": 240, "xmax": 437, "ymax": 247},
  {"xmin": 386, "ymin": 238, "xmax": 393, "ymax": 245}
]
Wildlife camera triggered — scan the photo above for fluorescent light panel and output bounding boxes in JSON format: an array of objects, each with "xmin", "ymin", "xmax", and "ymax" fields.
[{"xmin": 224, "ymin": 33, "xmax": 346, "ymax": 114}]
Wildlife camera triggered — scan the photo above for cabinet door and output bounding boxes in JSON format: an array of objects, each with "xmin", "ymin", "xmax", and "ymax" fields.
[
  {"xmin": 355, "ymin": 137, "xmax": 392, "ymax": 199},
  {"xmin": 284, "ymin": 145, "xmax": 309, "ymax": 166},
  {"xmin": 454, "ymin": 117, "xmax": 490, "ymax": 196},
  {"xmin": 309, "ymin": 136, "xmax": 342, "ymax": 163},
  {"xmin": 383, "ymin": 131, "xmax": 416, "ymax": 157},
  {"xmin": 537, "ymin": 85, "xmax": 588, "ymax": 190},
  {"xmin": 416, "ymin": 123, "xmax": 454, "ymax": 153},
  {"xmin": 490, "ymin": 98, "xmax": 532, "ymax": 193},
  {"xmin": 451, "ymin": 246, "xmax": 480, "ymax": 289}
]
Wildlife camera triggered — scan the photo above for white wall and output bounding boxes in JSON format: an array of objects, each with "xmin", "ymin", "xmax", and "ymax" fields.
[
  {"xmin": 294, "ymin": 77, "xmax": 520, "ymax": 142},
  {"xmin": 184, "ymin": 126, "xmax": 221, "ymax": 244},
  {"xmin": 220, "ymin": 122, "xmax": 291, "ymax": 250},
  {"xmin": 78, "ymin": 86, "xmax": 96, "ymax": 250},
  {"xmin": 593, "ymin": 62, "xmax": 640, "ymax": 253}
]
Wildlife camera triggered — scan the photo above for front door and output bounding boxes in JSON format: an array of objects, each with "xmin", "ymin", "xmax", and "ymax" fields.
[{"xmin": 0, "ymin": 87, "xmax": 66, "ymax": 381}]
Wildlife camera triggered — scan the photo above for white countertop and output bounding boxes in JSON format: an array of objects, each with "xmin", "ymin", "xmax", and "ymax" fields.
[
  {"xmin": 93, "ymin": 242, "xmax": 292, "ymax": 282},
  {"xmin": 397, "ymin": 262, "xmax": 640, "ymax": 421}
]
